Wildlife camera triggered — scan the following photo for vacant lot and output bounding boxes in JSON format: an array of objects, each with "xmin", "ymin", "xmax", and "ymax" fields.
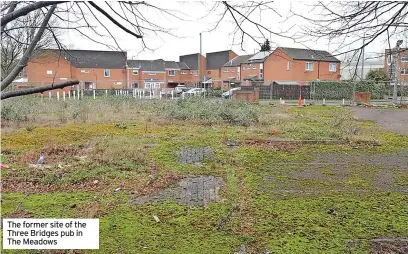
[{"xmin": 1, "ymin": 97, "xmax": 407, "ymax": 253}]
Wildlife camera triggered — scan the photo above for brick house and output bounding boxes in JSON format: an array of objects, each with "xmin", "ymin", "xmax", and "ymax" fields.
[
  {"xmin": 127, "ymin": 59, "xmax": 166, "ymax": 89},
  {"xmin": 384, "ymin": 48, "xmax": 408, "ymax": 84},
  {"xmin": 221, "ymin": 54, "xmax": 253, "ymax": 89},
  {"xmin": 206, "ymin": 50, "xmax": 238, "ymax": 88},
  {"xmin": 179, "ymin": 53, "xmax": 206, "ymax": 86},
  {"xmin": 27, "ymin": 49, "xmax": 127, "ymax": 94},
  {"xmin": 264, "ymin": 47, "xmax": 341, "ymax": 83},
  {"xmin": 240, "ymin": 52, "xmax": 269, "ymax": 82},
  {"xmin": 127, "ymin": 59, "xmax": 192, "ymax": 88}
]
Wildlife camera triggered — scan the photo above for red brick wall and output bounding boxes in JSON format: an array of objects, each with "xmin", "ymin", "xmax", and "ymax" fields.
[
  {"xmin": 264, "ymin": 48, "xmax": 340, "ymax": 83},
  {"xmin": 232, "ymin": 88, "xmax": 259, "ymax": 103}
]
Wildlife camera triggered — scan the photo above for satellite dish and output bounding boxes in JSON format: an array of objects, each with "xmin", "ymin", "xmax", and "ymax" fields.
[{"xmin": 387, "ymin": 55, "xmax": 394, "ymax": 66}]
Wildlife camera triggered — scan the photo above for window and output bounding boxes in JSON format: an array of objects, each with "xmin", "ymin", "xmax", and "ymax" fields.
[
  {"xmin": 402, "ymin": 56, "xmax": 408, "ymax": 62},
  {"xmin": 181, "ymin": 71, "xmax": 187, "ymax": 75},
  {"xmin": 81, "ymin": 69, "xmax": 89, "ymax": 73},
  {"xmin": 231, "ymin": 69, "xmax": 235, "ymax": 72},
  {"xmin": 305, "ymin": 62, "xmax": 314, "ymax": 71},
  {"xmin": 132, "ymin": 70, "xmax": 138, "ymax": 75},
  {"xmin": 287, "ymin": 62, "xmax": 290, "ymax": 71},
  {"xmin": 168, "ymin": 70, "xmax": 175, "ymax": 76},
  {"xmin": 194, "ymin": 71, "xmax": 198, "ymax": 76},
  {"xmin": 252, "ymin": 66, "xmax": 256, "ymax": 70},
  {"xmin": 148, "ymin": 72, "xmax": 156, "ymax": 76},
  {"xmin": 207, "ymin": 70, "xmax": 211, "ymax": 74},
  {"xmin": 223, "ymin": 68, "xmax": 229, "ymax": 73},
  {"xmin": 329, "ymin": 63, "xmax": 337, "ymax": 72},
  {"xmin": 104, "ymin": 69, "xmax": 110, "ymax": 77},
  {"xmin": 132, "ymin": 82, "xmax": 139, "ymax": 88},
  {"xmin": 401, "ymin": 68, "xmax": 408, "ymax": 75},
  {"xmin": 260, "ymin": 68, "xmax": 263, "ymax": 79},
  {"xmin": 46, "ymin": 70, "xmax": 52, "ymax": 75},
  {"xmin": 190, "ymin": 70, "xmax": 194, "ymax": 74}
]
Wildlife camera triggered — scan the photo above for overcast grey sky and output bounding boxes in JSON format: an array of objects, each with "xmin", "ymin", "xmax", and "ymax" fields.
[{"xmin": 62, "ymin": 1, "xmax": 405, "ymax": 62}]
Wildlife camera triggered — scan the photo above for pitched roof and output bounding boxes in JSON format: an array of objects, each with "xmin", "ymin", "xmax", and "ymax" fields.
[
  {"xmin": 179, "ymin": 53, "xmax": 203, "ymax": 70},
  {"xmin": 176, "ymin": 61, "xmax": 190, "ymax": 69},
  {"xmin": 164, "ymin": 61, "xmax": 179, "ymax": 69},
  {"xmin": 206, "ymin": 50, "xmax": 235, "ymax": 69},
  {"xmin": 244, "ymin": 51, "xmax": 270, "ymax": 63},
  {"xmin": 36, "ymin": 49, "xmax": 127, "ymax": 69},
  {"xmin": 128, "ymin": 59, "xmax": 165, "ymax": 72},
  {"xmin": 279, "ymin": 47, "xmax": 340, "ymax": 62},
  {"xmin": 223, "ymin": 54, "xmax": 253, "ymax": 67}
]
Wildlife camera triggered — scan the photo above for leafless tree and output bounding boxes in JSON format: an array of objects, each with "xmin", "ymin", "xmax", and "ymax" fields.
[
  {"xmin": 292, "ymin": 2, "xmax": 408, "ymax": 78},
  {"xmin": 1, "ymin": 1, "xmax": 292, "ymax": 99},
  {"xmin": 1, "ymin": 9, "xmax": 59, "ymax": 80}
]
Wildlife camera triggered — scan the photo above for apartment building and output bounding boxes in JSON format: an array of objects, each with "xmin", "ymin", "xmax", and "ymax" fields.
[
  {"xmin": 221, "ymin": 54, "xmax": 253, "ymax": 89},
  {"xmin": 264, "ymin": 47, "xmax": 341, "ymax": 83},
  {"xmin": 27, "ymin": 49, "xmax": 127, "ymax": 93},
  {"xmin": 384, "ymin": 48, "xmax": 408, "ymax": 84},
  {"xmin": 179, "ymin": 53, "xmax": 206, "ymax": 85},
  {"xmin": 206, "ymin": 50, "xmax": 238, "ymax": 88}
]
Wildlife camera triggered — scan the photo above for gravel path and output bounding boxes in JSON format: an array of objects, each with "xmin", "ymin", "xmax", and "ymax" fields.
[{"xmin": 352, "ymin": 108, "xmax": 408, "ymax": 135}]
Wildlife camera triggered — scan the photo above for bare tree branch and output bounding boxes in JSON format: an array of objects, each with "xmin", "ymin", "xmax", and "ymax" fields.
[{"xmin": 1, "ymin": 80, "xmax": 79, "ymax": 100}]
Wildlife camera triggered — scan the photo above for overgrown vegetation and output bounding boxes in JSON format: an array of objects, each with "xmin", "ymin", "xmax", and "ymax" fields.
[{"xmin": 1, "ymin": 96, "xmax": 407, "ymax": 253}]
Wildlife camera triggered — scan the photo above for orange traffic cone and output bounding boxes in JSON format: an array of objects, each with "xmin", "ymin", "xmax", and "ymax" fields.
[{"xmin": 298, "ymin": 95, "xmax": 302, "ymax": 106}]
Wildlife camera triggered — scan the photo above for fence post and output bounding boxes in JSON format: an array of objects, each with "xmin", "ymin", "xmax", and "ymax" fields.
[
  {"xmin": 63, "ymin": 91, "xmax": 66, "ymax": 101},
  {"xmin": 323, "ymin": 98, "xmax": 326, "ymax": 105},
  {"xmin": 93, "ymin": 90, "xmax": 96, "ymax": 99},
  {"xmin": 81, "ymin": 90, "xmax": 84, "ymax": 99},
  {"xmin": 73, "ymin": 90, "xmax": 76, "ymax": 99},
  {"xmin": 48, "ymin": 92, "xmax": 51, "ymax": 100},
  {"xmin": 57, "ymin": 91, "xmax": 60, "ymax": 101}
]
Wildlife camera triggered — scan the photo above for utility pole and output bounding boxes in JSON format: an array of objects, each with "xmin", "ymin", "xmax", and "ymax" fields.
[
  {"xmin": 394, "ymin": 40, "xmax": 403, "ymax": 104},
  {"xmin": 199, "ymin": 32, "xmax": 202, "ymax": 88},
  {"xmin": 361, "ymin": 37, "xmax": 365, "ymax": 81}
]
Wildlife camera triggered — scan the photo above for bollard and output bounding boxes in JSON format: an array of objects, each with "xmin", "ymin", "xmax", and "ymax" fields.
[
  {"xmin": 342, "ymin": 98, "xmax": 345, "ymax": 106},
  {"xmin": 48, "ymin": 92, "xmax": 51, "ymax": 100},
  {"xmin": 279, "ymin": 98, "xmax": 282, "ymax": 104},
  {"xmin": 68, "ymin": 91, "xmax": 71, "ymax": 100},
  {"xmin": 323, "ymin": 98, "xmax": 326, "ymax": 105},
  {"xmin": 41, "ymin": 94, "xmax": 44, "ymax": 102},
  {"xmin": 73, "ymin": 90, "xmax": 76, "ymax": 100},
  {"xmin": 63, "ymin": 91, "xmax": 66, "ymax": 101},
  {"xmin": 105, "ymin": 90, "xmax": 108, "ymax": 97},
  {"xmin": 159, "ymin": 91, "xmax": 162, "ymax": 100},
  {"xmin": 303, "ymin": 98, "xmax": 306, "ymax": 105},
  {"xmin": 57, "ymin": 91, "xmax": 60, "ymax": 101},
  {"xmin": 81, "ymin": 90, "xmax": 84, "ymax": 99},
  {"xmin": 171, "ymin": 90, "xmax": 174, "ymax": 100},
  {"xmin": 93, "ymin": 90, "xmax": 96, "ymax": 99}
]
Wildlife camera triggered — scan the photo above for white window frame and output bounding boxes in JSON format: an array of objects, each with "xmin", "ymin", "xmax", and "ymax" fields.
[
  {"xmin": 168, "ymin": 70, "xmax": 175, "ymax": 76},
  {"xmin": 329, "ymin": 63, "xmax": 337, "ymax": 72},
  {"xmin": 231, "ymin": 69, "xmax": 235, "ymax": 72},
  {"xmin": 104, "ymin": 69, "xmax": 110, "ymax": 77},
  {"xmin": 287, "ymin": 62, "xmax": 290, "ymax": 71},
  {"xmin": 401, "ymin": 56, "xmax": 408, "ymax": 62},
  {"xmin": 305, "ymin": 62, "xmax": 314, "ymax": 71},
  {"xmin": 181, "ymin": 71, "xmax": 187, "ymax": 75},
  {"xmin": 401, "ymin": 68, "xmax": 408, "ymax": 75},
  {"xmin": 132, "ymin": 69, "xmax": 139, "ymax": 75},
  {"xmin": 81, "ymin": 69, "xmax": 89, "ymax": 73},
  {"xmin": 144, "ymin": 83, "xmax": 152, "ymax": 89},
  {"xmin": 223, "ymin": 68, "xmax": 229, "ymax": 73},
  {"xmin": 190, "ymin": 70, "xmax": 194, "ymax": 74},
  {"xmin": 148, "ymin": 72, "xmax": 156, "ymax": 76},
  {"xmin": 46, "ymin": 70, "xmax": 52, "ymax": 75},
  {"xmin": 252, "ymin": 66, "xmax": 256, "ymax": 70},
  {"xmin": 194, "ymin": 71, "xmax": 198, "ymax": 76}
]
